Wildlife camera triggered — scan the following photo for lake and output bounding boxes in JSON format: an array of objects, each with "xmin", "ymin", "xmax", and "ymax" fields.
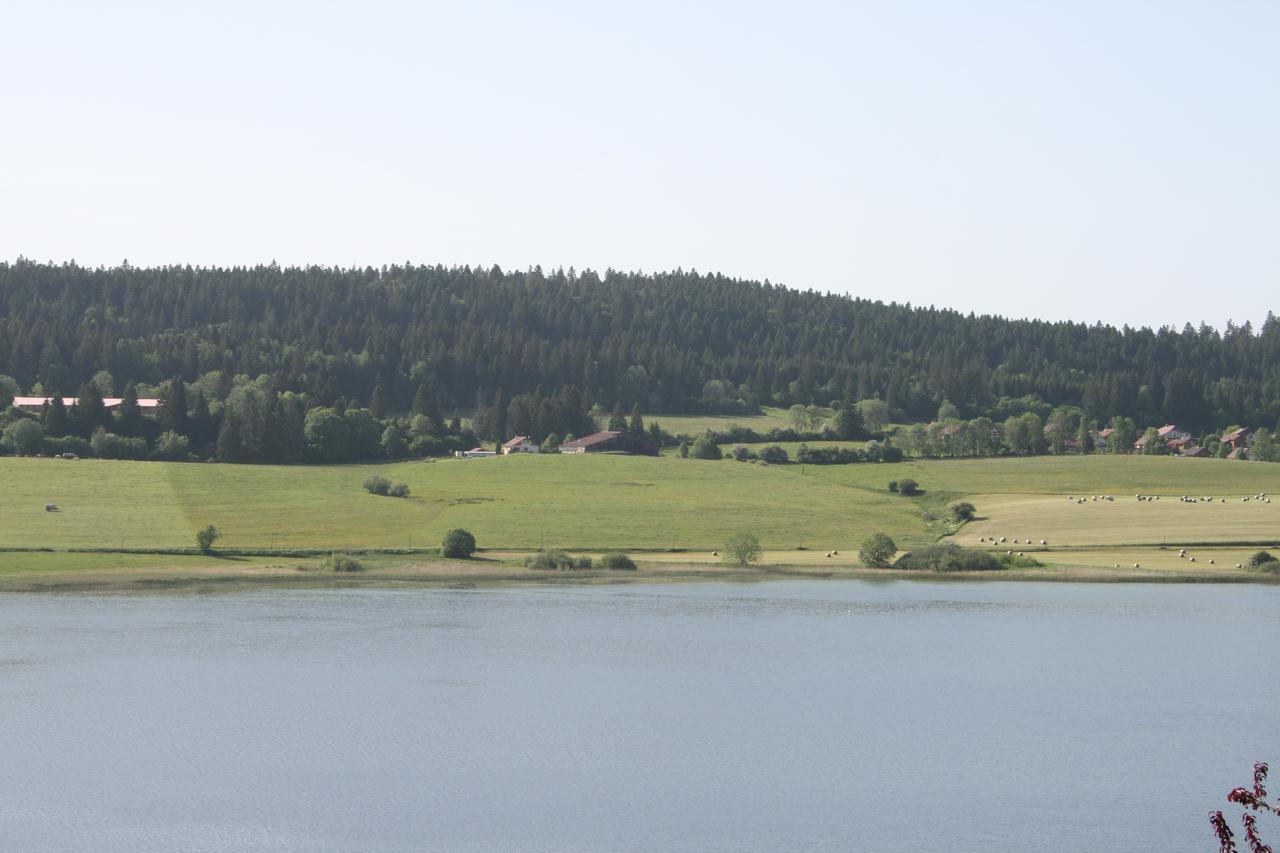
[{"xmin": 1, "ymin": 580, "xmax": 1276, "ymax": 851}]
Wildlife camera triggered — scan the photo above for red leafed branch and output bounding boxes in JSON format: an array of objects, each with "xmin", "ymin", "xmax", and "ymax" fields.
[{"xmin": 1214, "ymin": 763, "xmax": 1278, "ymax": 853}]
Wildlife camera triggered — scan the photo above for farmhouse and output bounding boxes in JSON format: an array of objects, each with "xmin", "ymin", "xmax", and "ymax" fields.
[
  {"xmin": 558, "ymin": 430, "xmax": 624, "ymax": 454},
  {"xmin": 1093, "ymin": 427, "xmax": 1115, "ymax": 449},
  {"xmin": 1156, "ymin": 424, "xmax": 1190, "ymax": 441},
  {"xmin": 456, "ymin": 447, "xmax": 497, "ymax": 459},
  {"xmin": 1222, "ymin": 427, "xmax": 1252, "ymax": 451},
  {"xmin": 1181, "ymin": 445, "xmax": 1210, "ymax": 458},
  {"xmin": 13, "ymin": 395, "xmax": 159, "ymax": 414},
  {"xmin": 501, "ymin": 435, "xmax": 539, "ymax": 454}
]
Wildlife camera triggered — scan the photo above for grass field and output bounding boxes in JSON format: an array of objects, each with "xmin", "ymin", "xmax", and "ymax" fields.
[
  {"xmin": 0, "ymin": 454, "xmax": 925, "ymax": 552},
  {"xmin": 3, "ymin": 454, "xmax": 1278, "ymax": 586},
  {"xmin": 647, "ymin": 406, "xmax": 823, "ymax": 436}
]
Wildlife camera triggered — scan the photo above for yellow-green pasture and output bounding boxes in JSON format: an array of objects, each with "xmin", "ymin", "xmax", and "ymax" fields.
[
  {"xmin": 804, "ymin": 454, "xmax": 1280, "ymax": 495},
  {"xmin": 955, "ymin": 492, "xmax": 1280, "ymax": 548}
]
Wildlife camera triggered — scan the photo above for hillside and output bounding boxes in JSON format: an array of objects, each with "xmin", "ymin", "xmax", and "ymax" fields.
[{"xmin": 2, "ymin": 261, "xmax": 1277, "ymax": 429}]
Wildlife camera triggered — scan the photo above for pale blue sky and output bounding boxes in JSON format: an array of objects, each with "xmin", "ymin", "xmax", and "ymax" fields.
[{"xmin": 2, "ymin": 1, "xmax": 1275, "ymax": 329}]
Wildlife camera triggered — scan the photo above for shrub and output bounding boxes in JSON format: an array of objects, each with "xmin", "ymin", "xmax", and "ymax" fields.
[
  {"xmin": 894, "ymin": 542, "xmax": 1001, "ymax": 572},
  {"xmin": 599, "ymin": 551, "xmax": 637, "ymax": 570},
  {"xmin": 690, "ymin": 435, "xmax": 723, "ymax": 460},
  {"xmin": 42, "ymin": 435, "xmax": 93, "ymax": 458},
  {"xmin": 387, "ymin": 482, "xmax": 410, "ymax": 498},
  {"xmin": 441, "ymin": 528, "xmax": 477, "ymax": 558},
  {"xmin": 949, "ymin": 501, "xmax": 977, "ymax": 522},
  {"xmin": 887, "ymin": 480, "xmax": 898, "ymax": 493},
  {"xmin": 859, "ymin": 532, "xmax": 897, "ymax": 568},
  {"xmin": 362, "ymin": 475, "xmax": 391, "ymax": 495},
  {"xmin": 2, "ymin": 419, "xmax": 44, "ymax": 456},
  {"xmin": 1250, "ymin": 550, "xmax": 1277, "ymax": 571},
  {"xmin": 897, "ymin": 478, "xmax": 921, "ymax": 496},
  {"xmin": 154, "ymin": 431, "xmax": 191, "ymax": 461},
  {"xmin": 90, "ymin": 427, "xmax": 148, "ymax": 460},
  {"xmin": 524, "ymin": 549, "xmax": 583, "ymax": 570},
  {"xmin": 757, "ymin": 444, "xmax": 789, "ymax": 464},
  {"xmin": 195, "ymin": 525, "xmax": 221, "ymax": 553},
  {"xmin": 723, "ymin": 531, "xmax": 762, "ymax": 566},
  {"xmin": 321, "ymin": 552, "xmax": 364, "ymax": 572},
  {"xmin": 729, "ymin": 443, "xmax": 751, "ymax": 461}
]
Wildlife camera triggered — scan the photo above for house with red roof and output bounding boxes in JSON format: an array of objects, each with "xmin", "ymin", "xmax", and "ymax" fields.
[
  {"xmin": 501, "ymin": 435, "xmax": 539, "ymax": 454},
  {"xmin": 558, "ymin": 431, "xmax": 624, "ymax": 454},
  {"xmin": 1221, "ymin": 427, "xmax": 1252, "ymax": 451}
]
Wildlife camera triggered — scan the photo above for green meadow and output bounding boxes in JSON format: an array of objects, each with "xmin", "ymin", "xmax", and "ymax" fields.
[
  {"xmin": 0, "ymin": 454, "xmax": 923, "ymax": 552},
  {"xmin": 2, "ymin": 454, "xmax": 1277, "ymax": 585},
  {"xmin": 647, "ymin": 406, "xmax": 819, "ymax": 437}
]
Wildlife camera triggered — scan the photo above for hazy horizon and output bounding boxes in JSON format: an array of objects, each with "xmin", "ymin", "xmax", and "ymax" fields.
[{"xmin": 2, "ymin": 1, "xmax": 1275, "ymax": 331}]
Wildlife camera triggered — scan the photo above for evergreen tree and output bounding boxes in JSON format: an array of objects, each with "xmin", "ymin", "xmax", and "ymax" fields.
[
  {"xmin": 369, "ymin": 384, "xmax": 387, "ymax": 419},
  {"xmin": 189, "ymin": 391, "xmax": 215, "ymax": 453},
  {"xmin": 608, "ymin": 403, "xmax": 627, "ymax": 432},
  {"xmin": 75, "ymin": 382, "xmax": 106, "ymax": 437},
  {"xmin": 157, "ymin": 376, "xmax": 189, "ymax": 436},
  {"xmin": 628, "ymin": 403, "xmax": 645, "ymax": 437},
  {"xmin": 1077, "ymin": 417, "xmax": 1093, "ymax": 454},
  {"xmin": 114, "ymin": 383, "xmax": 146, "ymax": 438},
  {"xmin": 216, "ymin": 416, "xmax": 242, "ymax": 462},
  {"xmin": 42, "ymin": 395, "xmax": 69, "ymax": 437}
]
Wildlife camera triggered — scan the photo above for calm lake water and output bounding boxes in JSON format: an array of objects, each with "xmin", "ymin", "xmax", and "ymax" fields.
[{"xmin": 1, "ymin": 581, "xmax": 1276, "ymax": 852}]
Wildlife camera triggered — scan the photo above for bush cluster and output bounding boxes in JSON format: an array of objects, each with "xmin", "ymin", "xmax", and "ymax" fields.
[
  {"xmin": 524, "ymin": 549, "xmax": 593, "ymax": 570},
  {"xmin": 321, "ymin": 552, "xmax": 364, "ymax": 572},
  {"xmin": 948, "ymin": 501, "xmax": 977, "ymax": 522},
  {"xmin": 894, "ymin": 542, "xmax": 1002, "ymax": 572},
  {"xmin": 598, "ymin": 551, "xmax": 636, "ymax": 570},
  {"xmin": 1250, "ymin": 550, "xmax": 1278, "ymax": 572},
  {"xmin": 363, "ymin": 475, "xmax": 410, "ymax": 497}
]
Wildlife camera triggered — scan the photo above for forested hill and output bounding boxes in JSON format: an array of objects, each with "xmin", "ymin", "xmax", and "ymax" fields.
[{"xmin": 1, "ymin": 260, "xmax": 1277, "ymax": 429}]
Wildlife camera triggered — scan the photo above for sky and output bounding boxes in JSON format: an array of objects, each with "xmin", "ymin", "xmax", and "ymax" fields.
[{"xmin": 1, "ymin": 1, "xmax": 1275, "ymax": 330}]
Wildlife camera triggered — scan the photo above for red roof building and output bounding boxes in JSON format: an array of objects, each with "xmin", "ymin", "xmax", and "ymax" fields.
[
  {"xmin": 12, "ymin": 395, "xmax": 159, "ymax": 414},
  {"xmin": 558, "ymin": 431, "xmax": 624, "ymax": 454},
  {"xmin": 1222, "ymin": 427, "xmax": 1252, "ymax": 450},
  {"xmin": 500, "ymin": 435, "xmax": 539, "ymax": 454}
]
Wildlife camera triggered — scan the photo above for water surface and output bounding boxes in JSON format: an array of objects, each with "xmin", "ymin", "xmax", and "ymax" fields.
[{"xmin": 1, "ymin": 581, "xmax": 1276, "ymax": 851}]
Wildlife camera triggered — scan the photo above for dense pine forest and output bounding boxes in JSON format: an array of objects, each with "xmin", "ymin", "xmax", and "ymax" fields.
[{"xmin": 1, "ymin": 259, "xmax": 1278, "ymax": 463}]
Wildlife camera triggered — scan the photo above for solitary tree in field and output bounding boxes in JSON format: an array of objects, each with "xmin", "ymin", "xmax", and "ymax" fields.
[
  {"xmin": 723, "ymin": 532, "xmax": 762, "ymax": 566},
  {"xmin": 859, "ymin": 533, "xmax": 897, "ymax": 568},
  {"xmin": 441, "ymin": 528, "xmax": 477, "ymax": 559},
  {"xmin": 195, "ymin": 525, "xmax": 221, "ymax": 553}
]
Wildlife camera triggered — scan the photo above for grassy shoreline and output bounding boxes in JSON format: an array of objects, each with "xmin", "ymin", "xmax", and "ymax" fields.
[{"xmin": 0, "ymin": 548, "xmax": 1275, "ymax": 593}]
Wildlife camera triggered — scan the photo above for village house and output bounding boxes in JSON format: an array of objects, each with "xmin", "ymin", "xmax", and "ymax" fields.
[
  {"xmin": 1156, "ymin": 424, "xmax": 1190, "ymax": 442},
  {"xmin": 1093, "ymin": 427, "xmax": 1115, "ymax": 450},
  {"xmin": 500, "ymin": 435, "xmax": 539, "ymax": 454},
  {"xmin": 13, "ymin": 395, "xmax": 159, "ymax": 414},
  {"xmin": 1221, "ymin": 427, "xmax": 1252, "ymax": 451},
  {"xmin": 455, "ymin": 447, "xmax": 496, "ymax": 459},
  {"xmin": 558, "ymin": 430, "xmax": 624, "ymax": 454}
]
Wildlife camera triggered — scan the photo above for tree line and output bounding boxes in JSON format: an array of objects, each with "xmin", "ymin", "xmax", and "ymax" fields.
[{"xmin": 1, "ymin": 260, "xmax": 1277, "ymax": 434}]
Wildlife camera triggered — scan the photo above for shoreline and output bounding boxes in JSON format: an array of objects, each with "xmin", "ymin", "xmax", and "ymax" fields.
[{"xmin": 0, "ymin": 550, "xmax": 1276, "ymax": 593}]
